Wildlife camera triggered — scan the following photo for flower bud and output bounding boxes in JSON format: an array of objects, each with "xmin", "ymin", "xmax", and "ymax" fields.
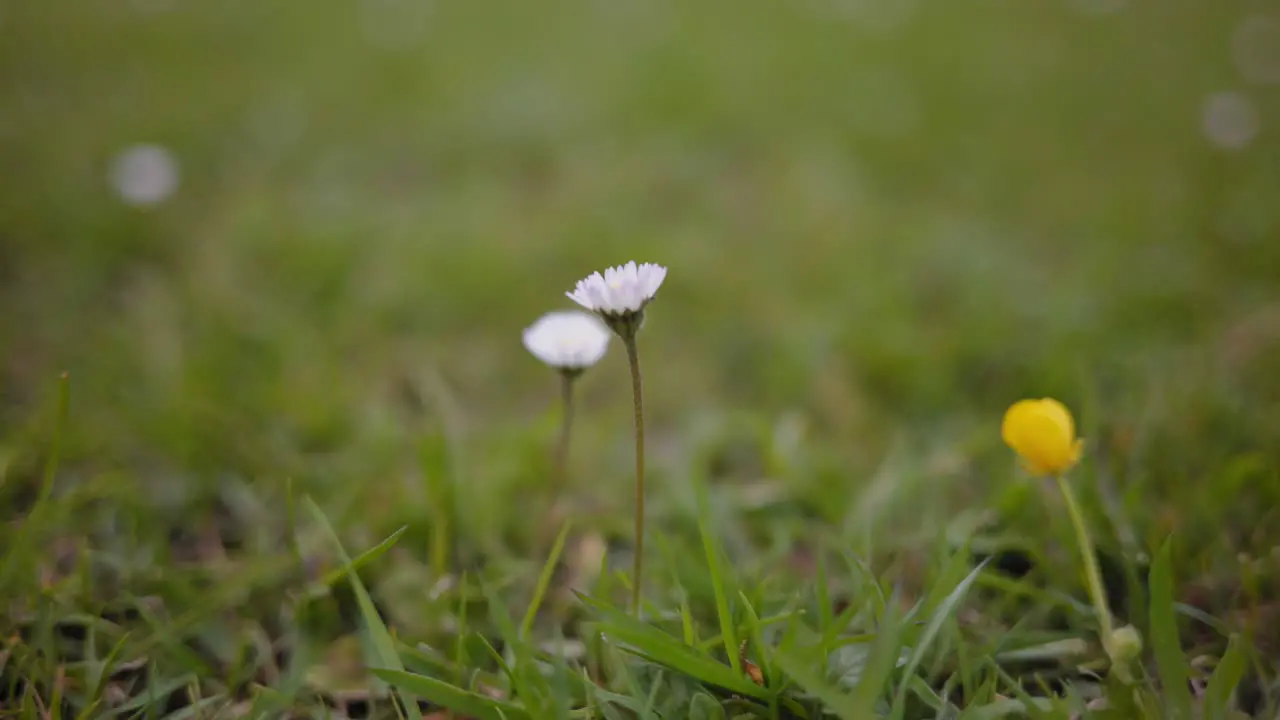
[
  {"xmin": 1107, "ymin": 624, "xmax": 1143, "ymax": 665},
  {"xmin": 1001, "ymin": 398, "xmax": 1084, "ymax": 476}
]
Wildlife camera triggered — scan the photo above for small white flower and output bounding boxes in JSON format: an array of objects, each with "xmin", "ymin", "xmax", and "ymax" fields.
[
  {"xmin": 566, "ymin": 261, "xmax": 667, "ymax": 316},
  {"xmin": 110, "ymin": 143, "xmax": 180, "ymax": 207},
  {"xmin": 522, "ymin": 311, "xmax": 612, "ymax": 370}
]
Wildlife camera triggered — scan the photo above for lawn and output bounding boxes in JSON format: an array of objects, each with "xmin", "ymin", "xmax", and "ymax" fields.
[{"xmin": 2, "ymin": 0, "xmax": 1280, "ymax": 717}]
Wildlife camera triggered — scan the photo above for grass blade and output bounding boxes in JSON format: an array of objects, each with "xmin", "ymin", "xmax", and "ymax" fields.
[
  {"xmin": 891, "ymin": 557, "xmax": 991, "ymax": 718},
  {"xmin": 1149, "ymin": 536, "xmax": 1192, "ymax": 719},
  {"xmin": 82, "ymin": 630, "xmax": 132, "ymax": 717},
  {"xmin": 695, "ymin": 479, "xmax": 741, "ymax": 675},
  {"xmin": 1203, "ymin": 634, "xmax": 1247, "ymax": 720},
  {"xmin": 773, "ymin": 650, "xmax": 866, "ymax": 720},
  {"xmin": 37, "ymin": 372, "xmax": 69, "ymax": 507},
  {"xmin": 482, "ymin": 574, "xmax": 550, "ymax": 704},
  {"xmin": 775, "ymin": 594, "xmax": 904, "ymax": 720},
  {"xmin": 108, "ymin": 673, "xmax": 198, "ymax": 714},
  {"xmin": 318, "ymin": 525, "xmax": 409, "ymax": 588},
  {"xmin": 521, "ymin": 519, "xmax": 572, "ymax": 640},
  {"xmin": 0, "ymin": 372, "xmax": 69, "ymax": 589},
  {"xmin": 420, "ymin": 432, "xmax": 456, "ymax": 579},
  {"xmin": 372, "ymin": 670, "xmax": 532, "ymax": 720},
  {"xmin": 737, "ymin": 592, "xmax": 771, "ymax": 688},
  {"xmin": 577, "ymin": 593, "xmax": 769, "ymax": 700},
  {"xmin": 159, "ymin": 695, "xmax": 228, "ymax": 720},
  {"xmin": 815, "ymin": 549, "xmax": 834, "ymax": 661},
  {"xmin": 303, "ymin": 497, "xmax": 412, "ymax": 711},
  {"xmin": 849, "ymin": 593, "xmax": 903, "ymax": 716}
]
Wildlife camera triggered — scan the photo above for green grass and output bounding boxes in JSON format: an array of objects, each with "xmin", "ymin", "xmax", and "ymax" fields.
[{"xmin": 3, "ymin": 0, "xmax": 1280, "ymax": 716}]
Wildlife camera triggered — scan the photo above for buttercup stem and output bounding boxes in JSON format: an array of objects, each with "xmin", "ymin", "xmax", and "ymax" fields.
[
  {"xmin": 1054, "ymin": 475, "xmax": 1114, "ymax": 644},
  {"xmin": 623, "ymin": 333, "xmax": 646, "ymax": 615},
  {"xmin": 553, "ymin": 371, "xmax": 577, "ymax": 494}
]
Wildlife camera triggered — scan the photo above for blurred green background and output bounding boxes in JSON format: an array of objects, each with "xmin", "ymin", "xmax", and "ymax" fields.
[{"xmin": 3, "ymin": 0, "xmax": 1280, "ymax": 618}]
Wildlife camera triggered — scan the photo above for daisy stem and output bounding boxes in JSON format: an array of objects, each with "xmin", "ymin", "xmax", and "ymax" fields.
[
  {"xmin": 1054, "ymin": 474, "xmax": 1114, "ymax": 645},
  {"xmin": 553, "ymin": 370, "xmax": 577, "ymax": 495},
  {"xmin": 622, "ymin": 333, "xmax": 646, "ymax": 615}
]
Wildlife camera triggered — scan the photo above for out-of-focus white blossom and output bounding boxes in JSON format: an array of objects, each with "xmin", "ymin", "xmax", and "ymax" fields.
[
  {"xmin": 1202, "ymin": 91, "xmax": 1259, "ymax": 151},
  {"xmin": 110, "ymin": 144, "xmax": 180, "ymax": 207},
  {"xmin": 522, "ymin": 311, "xmax": 611, "ymax": 371}
]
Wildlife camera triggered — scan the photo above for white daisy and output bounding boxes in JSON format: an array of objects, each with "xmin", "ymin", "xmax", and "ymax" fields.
[
  {"xmin": 522, "ymin": 311, "xmax": 612, "ymax": 371},
  {"xmin": 562, "ymin": 261, "xmax": 666, "ymax": 612},
  {"xmin": 566, "ymin": 261, "xmax": 667, "ymax": 317}
]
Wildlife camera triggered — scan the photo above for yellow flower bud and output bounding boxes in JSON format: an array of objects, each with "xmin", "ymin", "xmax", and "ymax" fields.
[{"xmin": 1001, "ymin": 398, "xmax": 1084, "ymax": 476}]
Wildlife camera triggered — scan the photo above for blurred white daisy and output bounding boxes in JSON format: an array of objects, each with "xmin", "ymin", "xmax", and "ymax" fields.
[
  {"xmin": 566, "ymin": 261, "xmax": 667, "ymax": 318},
  {"xmin": 1202, "ymin": 91, "xmax": 1259, "ymax": 151},
  {"xmin": 522, "ymin": 311, "xmax": 611, "ymax": 372},
  {"xmin": 110, "ymin": 143, "xmax": 180, "ymax": 207}
]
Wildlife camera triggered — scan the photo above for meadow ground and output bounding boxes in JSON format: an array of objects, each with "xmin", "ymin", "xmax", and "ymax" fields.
[{"xmin": 3, "ymin": 1, "xmax": 1280, "ymax": 717}]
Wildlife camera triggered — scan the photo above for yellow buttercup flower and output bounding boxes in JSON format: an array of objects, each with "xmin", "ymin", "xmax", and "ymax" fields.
[
  {"xmin": 1001, "ymin": 398, "xmax": 1084, "ymax": 476},
  {"xmin": 1004, "ymin": 398, "xmax": 1121, "ymax": 679}
]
